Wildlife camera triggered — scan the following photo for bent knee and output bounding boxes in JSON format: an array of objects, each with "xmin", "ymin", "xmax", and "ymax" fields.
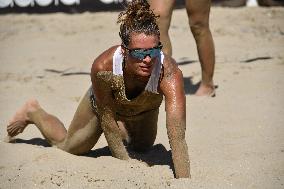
[{"xmin": 57, "ymin": 142, "xmax": 90, "ymax": 155}]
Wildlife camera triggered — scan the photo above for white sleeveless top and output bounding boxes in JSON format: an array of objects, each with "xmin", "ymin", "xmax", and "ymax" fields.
[{"xmin": 112, "ymin": 46, "xmax": 164, "ymax": 94}]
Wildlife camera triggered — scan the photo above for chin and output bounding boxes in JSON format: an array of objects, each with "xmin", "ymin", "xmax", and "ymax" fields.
[
  {"xmin": 136, "ymin": 71, "xmax": 151, "ymax": 79},
  {"xmin": 140, "ymin": 70, "xmax": 152, "ymax": 77}
]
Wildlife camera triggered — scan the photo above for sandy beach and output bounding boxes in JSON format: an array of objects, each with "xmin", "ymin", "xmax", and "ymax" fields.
[{"xmin": 0, "ymin": 6, "xmax": 284, "ymax": 189}]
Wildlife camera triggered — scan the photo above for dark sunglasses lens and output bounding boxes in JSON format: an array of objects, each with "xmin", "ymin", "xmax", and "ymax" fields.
[
  {"xmin": 130, "ymin": 50, "xmax": 145, "ymax": 60},
  {"xmin": 130, "ymin": 48, "xmax": 160, "ymax": 60}
]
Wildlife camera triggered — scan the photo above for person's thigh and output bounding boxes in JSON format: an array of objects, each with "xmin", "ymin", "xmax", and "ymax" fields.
[
  {"xmin": 185, "ymin": 0, "xmax": 211, "ymax": 26},
  {"xmin": 125, "ymin": 109, "xmax": 159, "ymax": 152},
  {"xmin": 59, "ymin": 88, "xmax": 103, "ymax": 155}
]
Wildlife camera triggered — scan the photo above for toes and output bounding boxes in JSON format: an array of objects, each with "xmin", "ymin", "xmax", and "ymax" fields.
[
  {"xmin": 8, "ymin": 126, "xmax": 19, "ymax": 136},
  {"xmin": 7, "ymin": 121, "xmax": 26, "ymax": 137},
  {"xmin": 7, "ymin": 124, "xmax": 16, "ymax": 134}
]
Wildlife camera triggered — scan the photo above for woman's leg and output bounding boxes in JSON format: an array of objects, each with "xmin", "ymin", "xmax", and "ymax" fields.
[
  {"xmin": 185, "ymin": 0, "xmax": 216, "ymax": 96},
  {"xmin": 57, "ymin": 90, "xmax": 103, "ymax": 154},
  {"xmin": 7, "ymin": 88, "xmax": 103, "ymax": 155}
]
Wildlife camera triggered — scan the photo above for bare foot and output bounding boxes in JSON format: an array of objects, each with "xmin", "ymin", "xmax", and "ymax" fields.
[
  {"xmin": 7, "ymin": 99, "xmax": 41, "ymax": 137},
  {"xmin": 195, "ymin": 82, "xmax": 216, "ymax": 97}
]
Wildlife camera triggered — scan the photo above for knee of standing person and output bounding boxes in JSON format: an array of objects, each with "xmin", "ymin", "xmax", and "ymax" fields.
[{"xmin": 188, "ymin": 17, "xmax": 210, "ymax": 37}]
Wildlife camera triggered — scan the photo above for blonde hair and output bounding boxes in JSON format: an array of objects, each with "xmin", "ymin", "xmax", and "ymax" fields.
[{"xmin": 117, "ymin": 0, "xmax": 160, "ymax": 46}]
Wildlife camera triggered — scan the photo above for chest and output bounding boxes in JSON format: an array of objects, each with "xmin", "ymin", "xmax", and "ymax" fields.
[{"xmin": 111, "ymin": 77, "xmax": 163, "ymax": 116}]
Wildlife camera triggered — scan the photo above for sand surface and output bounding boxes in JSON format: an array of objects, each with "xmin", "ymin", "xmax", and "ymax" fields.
[{"xmin": 0, "ymin": 6, "xmax": 284, "ymax": 189}]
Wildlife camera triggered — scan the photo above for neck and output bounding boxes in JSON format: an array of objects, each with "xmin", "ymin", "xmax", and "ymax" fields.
[
  {"xmin": 124, "ymin": 70, "xmax": 149, "ymax": 87},
  {"xmin": 123, "ymin": 67, "xmax": 149, "ymax": 100}
]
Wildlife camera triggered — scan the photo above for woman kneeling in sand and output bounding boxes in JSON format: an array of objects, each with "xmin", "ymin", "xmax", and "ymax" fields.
[{"xmin": 6, "ymin": 0, "xmax": 190, "ymax": 179}]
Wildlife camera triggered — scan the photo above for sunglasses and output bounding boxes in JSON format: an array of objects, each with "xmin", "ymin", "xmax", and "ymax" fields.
[{"xmin": 123, "ymin": 42, "xmax": 163, "ymax": 60}]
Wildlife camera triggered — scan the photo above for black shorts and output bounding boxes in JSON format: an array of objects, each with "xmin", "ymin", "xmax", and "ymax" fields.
[{"xmin": 89, "ymin": 87, "xmax": 97, "ymax": 113}]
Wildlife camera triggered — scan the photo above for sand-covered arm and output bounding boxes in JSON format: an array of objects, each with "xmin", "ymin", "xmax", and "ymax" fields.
[
  {"xmin": 165, "ymin": 98, "xmax": 190, "ymax": 178},
  {"xmin": 91, "ymin": 49, "xmax": 130, "ymax": 160},
  {"xmin": 92, "ymin": 72, "xmax": 129, "ymax": 160},
  {"xmin": 161, "ymin": 60, "xmax": 190, "ymax": 178},
  {"xmin": 97, "ymin": 102, "xmax": 129, "ymax": 160}
]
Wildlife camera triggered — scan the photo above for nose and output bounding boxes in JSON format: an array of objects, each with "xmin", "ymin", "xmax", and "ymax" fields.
[{"xmin": 143, "ymin": 55, "xmax": 152, "ymax": 64}]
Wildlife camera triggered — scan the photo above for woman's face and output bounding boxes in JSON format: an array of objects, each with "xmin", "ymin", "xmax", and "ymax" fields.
[{"xmin": 123, "ymin": 32, "xmax": 160, "ymax": 78}]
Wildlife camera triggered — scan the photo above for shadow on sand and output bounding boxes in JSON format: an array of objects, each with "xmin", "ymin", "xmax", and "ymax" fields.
[
  {"xmin": 9, "ymin": 138, "xmax": 174, "ymax": 173},
  {"xmin": 11, "ymin": 137, "xmax": 51, "ymax": 147},
  {"xmin": 84, "ymin": 143, "xmax": 174, "ymax": 171},
  {"xmin": 183, "ymin": 77, "xmax": 200, "ymax": 95}
]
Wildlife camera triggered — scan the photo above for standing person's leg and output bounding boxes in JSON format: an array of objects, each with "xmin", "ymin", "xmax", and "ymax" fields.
[
  {"xmin": 6, "ymin": 88, "xmax": 103, "ymax": 155},
  {"xmin": 148, "ymin": 0, "xmax": 175, "ymax": 56},
  {"xmin": 185, "ymin": 0, "xmax": 216, "ymax": 96}
]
